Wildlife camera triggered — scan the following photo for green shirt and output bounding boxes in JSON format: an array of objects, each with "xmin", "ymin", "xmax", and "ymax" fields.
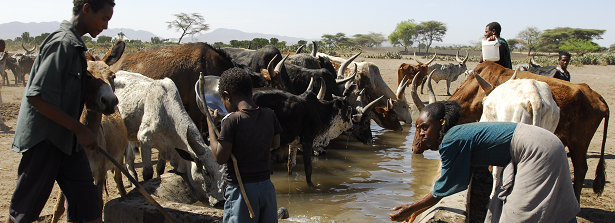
[
  {"xmin": 12, "ymin": 20, "xmax": 88, "ymax": 155},
  {"xmin": 496, "ymin": 37, "xmax": 512, "ymax": 69}
]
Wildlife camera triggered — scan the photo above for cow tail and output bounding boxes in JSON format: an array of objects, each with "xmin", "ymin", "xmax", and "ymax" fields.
[{"xmin": 593, "ymin": 96, "xmax": 609, "ymax": 196}]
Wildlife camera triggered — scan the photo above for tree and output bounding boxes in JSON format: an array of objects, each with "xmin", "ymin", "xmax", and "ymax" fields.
[
  {"xmin": 81, "ymin": 35, "xmax": 92, "ymax": 43},
  {"xmin": 21, "ymin": 32, "xmax": 33, "ymax": 43},
  {"xmin": 250, "ymin": 38, "xmax": 269, "ymax": 49},
  {"xmin": 415, "ymin": 20, "xmax": 447, "ymax": 54},
  {"xmin": 353, "ymin": 32, "xmax": 386, "ymax": 47},
  {"xmin": 388, "ymin": 20, "xmax": 418, "ymax": 52},
  {"xmin": 269, "ymin": 38, "xmax": 279, "ymax": 46},
  {"xmin": 150, "ymin": 37, "xmax": 168, "ymax": 44},
  {"xmin": 507, "ymin": 39, "xmax": 524, "ymax": 53},
  {"xmin": 96, "ymin": 35, "xmax": 113, "ymax": 44},
  {"xmin": 166, "ymin": 12, "xmax": 210, "ymax": 45},
  {"xmin": 516, "ymin": 26, "xmax": 542, "ymax": 56},
  {"xmin": 297, "ymin": 40, "xmax": 307, "ymax": 46},
  {"xmin": 320, "ymin": 33, "xmax": 351, "ymax": 47},
  {"xmin": 559, "ymin": 38, "xmax": 600, "ymax": 56},
  {"xmin": 117, "ymin": 31, "xmax": 126, "ymax": 40},
  {"xmin": 35, "ymin": 33, "xmax": 51, "ymax": 44},
  {"xmin": 212, "ymin": 42, "xmax": 225, "ymax": 48},
  {"xmin": 539, "ymin": 27, "xmax": 605, "ymax": 53},
  {"xmin": 610, "ymin": 43, "xmax": 615, "ymax": 52}
]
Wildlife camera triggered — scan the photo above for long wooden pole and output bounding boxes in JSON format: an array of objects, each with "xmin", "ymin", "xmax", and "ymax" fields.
[{"xmin": 98, "ymin": 147, "xmax": 178, "ymax": 223}]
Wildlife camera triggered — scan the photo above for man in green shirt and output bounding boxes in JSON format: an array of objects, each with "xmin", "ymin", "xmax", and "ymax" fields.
[
  {"xmin": 6, "ymin": 1, "xmax": 115, "ymax": 223},
  {"xmin": 480, "ymin": 22, "xmax": 513, "ymax": 69}
]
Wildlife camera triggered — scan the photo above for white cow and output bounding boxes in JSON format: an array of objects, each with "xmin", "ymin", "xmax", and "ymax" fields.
[
  {"xmin": 113, "ymin": 71, "xmax": 225, "ymax": 206},
  {"xmin": 421, "ymin": 51, "xmax": 469, "ymax": 96},
  {"xmin": 472, "ymin": 70, "xmax": 560, "ymax": 217}
]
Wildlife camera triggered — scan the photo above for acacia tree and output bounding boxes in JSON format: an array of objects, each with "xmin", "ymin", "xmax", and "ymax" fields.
[
  {"xmin": 388, "ymin": 20, "xmax": 418, "ymax": 52},
  {"xmin": 354, "ymin": 32, "xmax": 386, "ymax": 47},
  {"xmin": 559, "ymin": 38, "xmax": 600, "ymax": 56},
  {"xmin": 415, "ymin": 21, "xmax": 447, "ymax": 54},
  {"xmin": 539, "ymin": 27, "xmax": 605, "ymax": 52},
  {"xmin": 516, "ymin": 26, "xmax": 542, "ymax": 56},
  {"xmin": 167, "ymin": 13, "xmax": 210, "ymax": 45}
]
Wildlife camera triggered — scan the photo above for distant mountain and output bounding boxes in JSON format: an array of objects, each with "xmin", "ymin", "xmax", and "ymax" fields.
[
  {"xmin": 0, "ymin": 21, "xmax": 161, "ymax": 42},
  {"xmin": 190, "ymin": 28, "xmax": 318, "ymax": 45},
  {"xmin": 0, "ymin": 22, "xmax": 318, "ymax": 45}
]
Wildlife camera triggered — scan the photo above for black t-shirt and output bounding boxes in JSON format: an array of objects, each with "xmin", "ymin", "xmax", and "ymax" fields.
[{"xmin": 218, "ymin": 107, "xmax": 283, "ymax": 184}]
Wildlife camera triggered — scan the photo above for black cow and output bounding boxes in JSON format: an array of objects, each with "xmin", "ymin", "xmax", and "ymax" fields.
[
  {"xmin": 222, "ymin": 45, "xmax": 296, "ymax": 94},
  {"xmin": 252, "ymin": 78, "xmax": 376, "ymax": 184}
]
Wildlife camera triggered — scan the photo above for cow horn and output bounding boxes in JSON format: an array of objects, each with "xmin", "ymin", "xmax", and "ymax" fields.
[
  {"xmin": 337, "ymin": 52, "xmax": 361, "ymax": 79},
  {"xmin": 306, "ymin": 77, "xmax": 315, "ymax": 94},
  {"xmin": 530, "ymin": 56, "xmax": 540, "ymax": 67},
  {"xmin": 396, "ymin": 75, "xmax": 409, "ymax": 101},
  {"xmin": 509, "ymin": 69, "xmax": 518, "ymax": 81},
  {"xmin": 195, "ymin": 72, "xmax": 209, "ymax": 116},
  {"xmin": 356, "ymin": 89, "xmax": 366, "ymax": 107},
  {"xmin": 412, "ymin": 52, "xmax": 423, "ymax": 65},
  {"xmin": 337, "ymin": 64, "xmax": 357, "ymax": 84},
  {"xmin": 267, "ymin": 54, "xmax": 279, "ymax": 78},
  {"xmin": 425, "ymin": 51, "xmax": 436, "ymax": 65},
  {"xmin": 317, "ymin": 78, "xmax": 326, "ymax": 100},
  {"xmin": 412, "ymin": 51, "xmax": 436, "ymax": 65},
  {"xmin": 473, "ymin": 71, "xmax": 493, "ymax": 95},
  {"xmin": 456, "ymin": 50, "xmax": 469, "ymax": 64},
  {"xmin": 311, "ymin": 41, "xmax": 318, "ymax": 57},
  {"xmin": 426, "ymin": 69, "xmax": 437, "ymax": 104},
  {"xmin": 22, "ymin": 43, "xmax": 35, "ymax": 54},
  {"xmin": 463, "ymin": 50, "xmax": 469, "ymax": 64},
  {"xmin": 295, "ymin": 45, "xmax": 305, "ymax": 54},
  {"xmin": 274, "ymin": 53, "xmax": 289, "ymax": 74},
  {"xmin": 363, "ymin": 95, "xmax": 384, "ymax": 114},
  {"xmin": 410, "ymin": 72, "xmax": 426, "ymax": 111}
]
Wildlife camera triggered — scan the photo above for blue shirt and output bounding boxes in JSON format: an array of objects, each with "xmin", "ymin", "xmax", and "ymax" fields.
[{"xmin": 432, "ymin": 122, "xmax": 517, "ymax": 198}]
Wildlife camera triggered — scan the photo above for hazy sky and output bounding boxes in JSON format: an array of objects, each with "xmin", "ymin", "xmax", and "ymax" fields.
[{"xmin": 3, "ymin": 0, "xmax": 613, "ymax": 46}]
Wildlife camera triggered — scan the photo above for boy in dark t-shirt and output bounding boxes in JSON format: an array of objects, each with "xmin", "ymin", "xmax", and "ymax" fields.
[{"xmin": 206, "ymin": 67, "xmax": 282, "ymax": 223}]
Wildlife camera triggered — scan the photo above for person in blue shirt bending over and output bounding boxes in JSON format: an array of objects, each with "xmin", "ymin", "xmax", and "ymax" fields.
[{"xmin": 390, "ymin": 101, "xmax": 579, "ymax": 223}]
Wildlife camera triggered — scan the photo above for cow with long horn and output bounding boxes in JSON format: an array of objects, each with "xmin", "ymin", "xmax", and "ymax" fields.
[{"xmin": 420, "ymin": 50, "xmax": 469, "ymax": 96}]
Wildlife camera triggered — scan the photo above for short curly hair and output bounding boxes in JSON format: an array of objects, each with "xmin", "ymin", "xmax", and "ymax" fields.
[
  {"xmin": 486, "ymin": 22, "xmax": 502, "ymax": 36},
  {"xmin": 219, "ymin": 67, "xmax": 253, "ymax": 97},
  {"xmin": 421, "ymin": 100, "xmax": 462, "ymax": 141},
  {"xmin": 73, "ymin": 0, "xmax": 115, "ymax": 16}
]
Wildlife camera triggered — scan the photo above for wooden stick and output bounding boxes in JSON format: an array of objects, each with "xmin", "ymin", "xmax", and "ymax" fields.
[{"xmin": 98, "ymin": 147, "xmax": 178, "ymax": 223}]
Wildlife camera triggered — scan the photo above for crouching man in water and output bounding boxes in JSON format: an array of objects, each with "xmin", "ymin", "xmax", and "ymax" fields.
[{"xmin": 389, "ymin": 101, "xmax": 579, "ymax": 223}]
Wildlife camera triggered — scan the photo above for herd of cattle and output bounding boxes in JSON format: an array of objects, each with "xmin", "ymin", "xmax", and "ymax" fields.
[{"xmin": 2, "ymin": 40, "xmax": 609, "ymax": 218}]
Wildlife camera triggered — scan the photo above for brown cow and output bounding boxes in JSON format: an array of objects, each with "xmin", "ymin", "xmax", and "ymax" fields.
[
  {"xmin": 110, "ymin": 42, "xmax": 287, "ymax": 132},
  {"xmin": 397, "ymin": 52, "xmax": 436, "ymax": 90},
  {"xmin": 411, "ymin": 61, "xmax": 609, "ymax": 201}
]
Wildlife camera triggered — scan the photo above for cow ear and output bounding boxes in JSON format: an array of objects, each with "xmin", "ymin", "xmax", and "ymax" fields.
[
  {"xmin": 375, "ymin": 107, "xmax": 384, "ymax": 113},
  {"xmin": 175, "ymin": 148, "xmax": 196, "ymax": 162},
  {"xmin": 102, "ymin": 40, "xmax": 126, "ymax": 66}
]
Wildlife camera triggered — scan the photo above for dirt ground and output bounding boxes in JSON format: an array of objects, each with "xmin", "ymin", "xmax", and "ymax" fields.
[{"xmin": 0, "ymin": 50, "xmax": 613, "ymax": 222}]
